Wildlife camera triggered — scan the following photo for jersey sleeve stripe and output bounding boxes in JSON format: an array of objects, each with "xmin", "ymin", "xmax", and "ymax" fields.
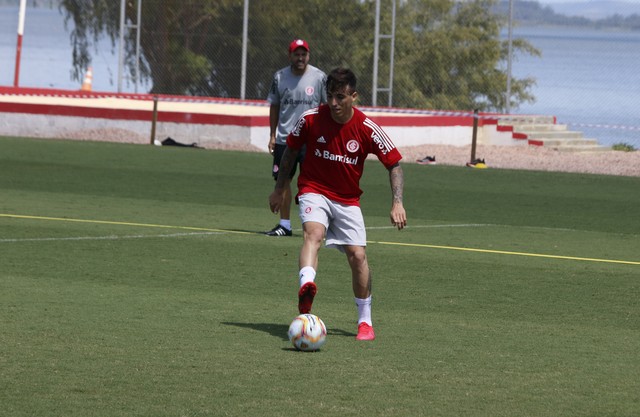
[
  {"xmin": 364, "ymin": 118, "xmax": 395, "ymax": 151},
  {"xmin": 301, "ymin": 107, "xmax": 320, "ymax": 117}
]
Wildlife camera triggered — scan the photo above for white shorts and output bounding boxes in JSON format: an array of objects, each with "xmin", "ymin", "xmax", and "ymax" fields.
[{"xmin": 298, "ymin": 193, "xmax": 367, "ymax": 250}]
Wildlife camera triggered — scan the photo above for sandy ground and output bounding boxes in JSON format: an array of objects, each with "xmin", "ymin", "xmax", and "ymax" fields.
[
  {"xmin": 398, "ymin": 144, "xmax": 640, "ymax": 177},
  {"xmin": 198, "ymin": 142, "xmax": 640, "ymax": 178},
  {"xmin": 72, "ymin": 129, "xmax": 639, "ymax": 177}
]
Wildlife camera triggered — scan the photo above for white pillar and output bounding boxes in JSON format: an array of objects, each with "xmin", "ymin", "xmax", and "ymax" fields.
[{"xmin": 14, "ymin": 0, "xmax": 27, "ymax": 87}]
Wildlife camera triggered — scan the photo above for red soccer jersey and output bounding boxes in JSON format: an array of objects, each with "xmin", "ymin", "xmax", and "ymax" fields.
[{"xmin": 286, "ymin": 104, "xmax": 402, "ymax": 206}]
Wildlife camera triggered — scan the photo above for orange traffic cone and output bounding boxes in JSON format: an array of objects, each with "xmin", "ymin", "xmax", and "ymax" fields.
[{"xmin": 81, "ymin": 67, "xmax": 93, "ymax": 91}]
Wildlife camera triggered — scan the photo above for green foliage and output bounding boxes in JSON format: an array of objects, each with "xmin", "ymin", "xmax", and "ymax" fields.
[
  {"xmin": 59, "ymin": 0, "xmax": 121, "ymax": 81},
  {"xmin": 58, "ymin": 0, "xmax": 538, "ymax": 110},
  {"xmin": 611, "ymin": 142, "xmax": 636, "ymax": 152}
]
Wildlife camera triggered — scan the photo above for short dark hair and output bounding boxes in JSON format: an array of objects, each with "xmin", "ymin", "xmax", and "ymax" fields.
[{"xmin": 327, "ymin": 67, "xmax": 357, "ymax": 93}]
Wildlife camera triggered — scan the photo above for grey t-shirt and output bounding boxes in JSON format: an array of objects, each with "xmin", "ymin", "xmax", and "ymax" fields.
[{"xmin": 267, "ymin": 64, "xmax": 327, "ymax": 145}]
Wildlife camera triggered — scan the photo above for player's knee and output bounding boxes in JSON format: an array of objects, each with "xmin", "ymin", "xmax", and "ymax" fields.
[
  {"xmin": 346, "ymin": 247, "xmax": 367, "ymax": 267},
  {"xmin": 303, "ymin": 229, "xmax": 324, "ymax": 246}
]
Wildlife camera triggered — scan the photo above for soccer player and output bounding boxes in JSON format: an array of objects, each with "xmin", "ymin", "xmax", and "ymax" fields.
[
  {"xmin": 268, "ymin": 67, "xmax": 407, "ymax": 341},
  {"xmin": 264, "ymin": 39, "xmax": 327, "ymax": 237}
]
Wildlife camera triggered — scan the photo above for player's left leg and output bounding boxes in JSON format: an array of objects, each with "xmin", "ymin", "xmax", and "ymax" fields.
[
  {"xmin": 345, "ymin": 246, "xmax": 375, "ymax": 341},
  {"xmin": 345, "ymin": 245, "xmax": 371, "ymax": 299}
]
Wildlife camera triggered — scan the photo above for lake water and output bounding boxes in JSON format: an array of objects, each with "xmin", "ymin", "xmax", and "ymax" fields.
[
  {"xmin": 1, "ymin": 6, "xmax": 638, "ymax": 146},
  {"xmin": 0, "ymin": 6, "xmax": 145, "ymax": 92},
  {"xmin": 504, "ymin": 26, "xmax": 640, "ymax": 147}
]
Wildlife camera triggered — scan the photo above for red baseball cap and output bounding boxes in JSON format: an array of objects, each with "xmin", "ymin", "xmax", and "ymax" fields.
[{"xmin": 289, "ymin": 39, "xmax": 310, "ymax": 53}]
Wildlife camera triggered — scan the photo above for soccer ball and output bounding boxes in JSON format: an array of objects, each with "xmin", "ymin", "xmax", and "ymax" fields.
[{"xmin": 288, "ymin": 314, "xmax": 327, "ymax": 351}]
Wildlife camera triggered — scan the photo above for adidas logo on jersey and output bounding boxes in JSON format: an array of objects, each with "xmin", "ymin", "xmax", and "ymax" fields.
[{"xmin": 316, "ymin": 136, "xmax": 327, "ymax": 143}]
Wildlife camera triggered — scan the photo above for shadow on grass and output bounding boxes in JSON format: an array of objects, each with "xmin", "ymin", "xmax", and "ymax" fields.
[
  {"xmin": 222, "ymin": 322, "xmax": 290, "ymax": 341},
  {"xmin": 221, "ymin": 321, "xmax": 356, "ymax": 341}
]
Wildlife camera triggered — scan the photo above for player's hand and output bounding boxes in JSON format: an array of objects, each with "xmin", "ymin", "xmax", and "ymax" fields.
[
  {"xmin": 390, "ymin": 202, "xmax": 407, "ymax": 230},
  {"xmin": 268, "ymin": 136, "xmax": 276, "ymax": 154},
  {"xmin": 269, "ymin": 189, "xmax": 285, "ymax": 214}
]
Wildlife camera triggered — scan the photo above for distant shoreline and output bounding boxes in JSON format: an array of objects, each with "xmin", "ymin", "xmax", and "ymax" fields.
[
  {"xmin": 510, "ymin": 23, "xmax": 639, "ymax": 33},
  {"xmin": 3, "ymin": 1, "xmax": 639, "ymax": 31}
]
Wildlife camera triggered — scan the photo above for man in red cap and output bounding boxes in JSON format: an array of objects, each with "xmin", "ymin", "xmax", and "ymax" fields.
[{"xmin": 264, "ymin": 39, "xmax": 327, "ymax": 237}]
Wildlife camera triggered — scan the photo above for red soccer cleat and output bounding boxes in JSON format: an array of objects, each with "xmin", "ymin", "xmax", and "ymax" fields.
[
  {"xmin": 298, "ymin": 282, "xmax": 317, "ymax": 314},
  {"xmin": 356, "ymin": 322, "xmax": 376, "ymax": 341}
]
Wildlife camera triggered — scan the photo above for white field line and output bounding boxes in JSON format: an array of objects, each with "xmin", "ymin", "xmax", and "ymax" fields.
[
  {"xmin": 1, "ymin": 223, "xmax": 606, "ymax": 243},
  {"xmin": 0, "ymin": 231, "xmax": 222, "ymax": 243},
  {"xmin": 0, "ymin": 223, "xmax": 495, "ymax": 244}
]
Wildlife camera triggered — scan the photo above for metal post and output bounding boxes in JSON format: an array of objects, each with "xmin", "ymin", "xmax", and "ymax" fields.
[
  {"xmin": 118, "ymin": 0, "xmax": 142, "ymax": 93},
  {"xmin": 118, "ymin": 0, "xmax": 126, "ymax": 93},
  {"xmin": 372, "ymin": 0, "xmax": 381, "ymax": 106},
  {"xmin": 470, "ymin": 109, "xmax": 479, "ymax": 162},
  {"xmin": 134, "ymin": 0, "xmax": 142, "ymax": 93},
  {"xmin": 14, "ymin": 0, "xmax": 27, "ymax": 87},
  {"xmin": 240, "ymin": 0, "xmax": 249, "ymax": 99},
  {"xmin": 372, "ymin": 0, "xmax": 396, "ymax": 107},
  {"xmin": 505, "ymin": 0, "xmax": 514, "ymax": 114},
  {"xmin": 387, "ymin": 0, "xmax": 396, "ymax": 107},
  {"xmin": 150, "ymin": 96, "xmax": 158, "ymax": 145}
]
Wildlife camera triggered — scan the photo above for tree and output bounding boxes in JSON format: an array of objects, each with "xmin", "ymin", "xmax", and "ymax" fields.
[
  {"xmin": 60, "ymin": 0, "xmax": 243, "ymax": 95},
  {"xmin": 59, "ymin": 0, "xmax": 538, "ymax": 111},
  {"xmin": 391, "ymin": 0, "xmax": 538, "ymax": 110}
]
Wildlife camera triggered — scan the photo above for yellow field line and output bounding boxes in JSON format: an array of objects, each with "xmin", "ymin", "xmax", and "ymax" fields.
[
  {"xmin": 2, "ymin": 213, "xmax": 638, "ymax": 265},
  {"xmin": 371, "ymin": 241, "xmax": 640, "ymax": 266},
  {"xmin": 0, "ymin": 213, "xmax": 254, "ymax": 235}
]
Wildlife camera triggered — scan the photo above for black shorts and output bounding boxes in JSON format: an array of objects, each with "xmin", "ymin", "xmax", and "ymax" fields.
[{"xmin": 272, "ymin": 143, "xmax": 304, "ymax": 181}]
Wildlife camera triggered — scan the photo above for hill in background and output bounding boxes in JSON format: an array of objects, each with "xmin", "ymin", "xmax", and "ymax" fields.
[
  {"xmin": 496, "ymin": 0, "xmax": 640, "ymax": 29},
  {"xmin": 3, "ymin": 0, "xmax": 639, "ymax": 30},
  {"xmin": 548, "ymin": 1, "xmax": 640, "ymax": 19}
]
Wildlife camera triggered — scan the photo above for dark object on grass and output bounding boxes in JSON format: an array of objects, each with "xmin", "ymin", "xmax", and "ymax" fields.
[{"xmin": 160, "ymin": 137, "xmax": 201, "ymax": 148}]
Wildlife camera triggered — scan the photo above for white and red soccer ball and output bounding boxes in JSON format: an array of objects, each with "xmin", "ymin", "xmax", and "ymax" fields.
[{"xmin": 288, "ymin": 314, "xmax": 327, "ymax": 351}]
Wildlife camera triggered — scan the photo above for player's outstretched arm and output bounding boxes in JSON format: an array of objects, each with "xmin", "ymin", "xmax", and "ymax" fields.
[{"xmin": 388, "ymin": 163, "xmax": 406, "ymax": 230}]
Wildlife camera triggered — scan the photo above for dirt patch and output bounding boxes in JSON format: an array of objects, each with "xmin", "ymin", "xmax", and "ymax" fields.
[
  {"xmin": 71, "ymin": 128, "xmax": 639, "ymax": 177},
  {"xmin": 399, "ymin": 144, "xmax": 640, "ymax": 177},
  {"xmin": 205, "ymin": 142, "xmax": 639, "ymax": 178}
]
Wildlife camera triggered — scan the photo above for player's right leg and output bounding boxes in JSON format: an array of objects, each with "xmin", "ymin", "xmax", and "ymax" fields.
[
  {"xmin": 296, "ymin": 194, "xmax": 329, "ymax": 313},
  {"xmin": 297, "ymin": 221, "xmax": 325, "ymax": 313}
]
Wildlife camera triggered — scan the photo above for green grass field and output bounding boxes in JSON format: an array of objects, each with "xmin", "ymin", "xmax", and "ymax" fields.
[{"xmin": 1, "ymin": 136, "xmax": 638, "ymax": 417}]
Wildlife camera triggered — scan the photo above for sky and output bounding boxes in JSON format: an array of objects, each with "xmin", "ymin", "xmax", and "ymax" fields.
[{"xmin": 537, "ymin": 0, "xmax": 640, "ymax": 3}]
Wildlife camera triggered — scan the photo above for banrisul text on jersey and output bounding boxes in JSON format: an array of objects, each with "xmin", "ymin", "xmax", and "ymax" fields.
[{"xmin": 314, "ymin": 148, "xmax": 359, "ymax": 165}]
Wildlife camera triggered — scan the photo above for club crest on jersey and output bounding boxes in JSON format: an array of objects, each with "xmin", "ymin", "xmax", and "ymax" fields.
[
  {"xmin": 305, "ymin": 86, "xmax": 315, "ymax": 96},
  {"xmin": 346, "ymin": 140, "xmax": 360, "ymax": 153}
]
